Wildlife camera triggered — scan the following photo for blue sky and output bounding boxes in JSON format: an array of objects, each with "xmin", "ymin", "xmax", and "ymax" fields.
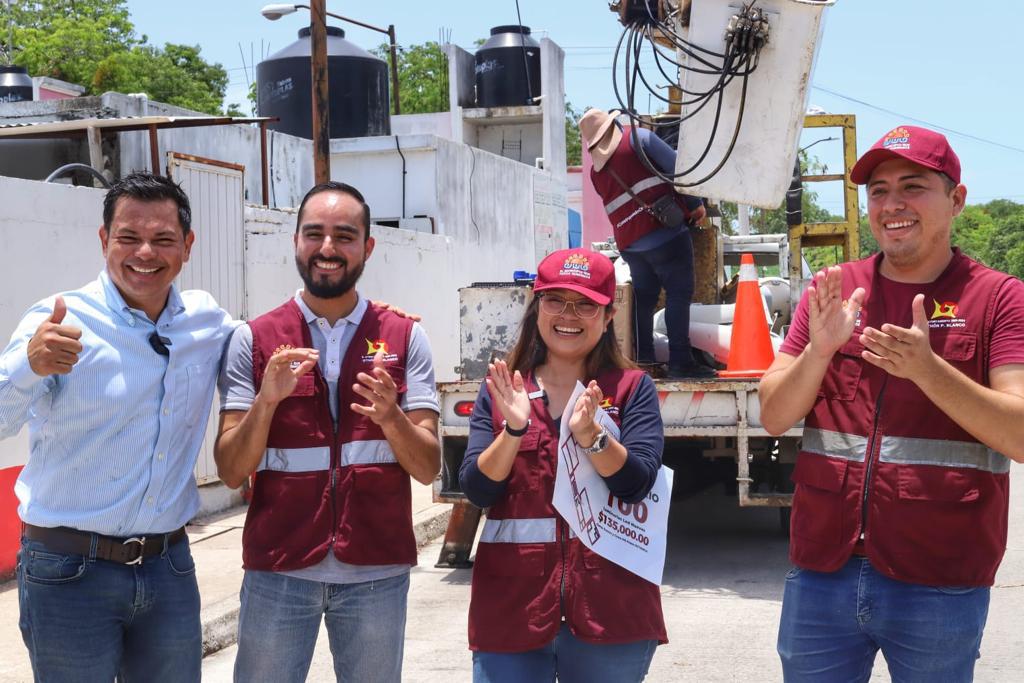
[{"xmin": 128, "ymin": 1, "xmax": 1023, "ymax": 212}]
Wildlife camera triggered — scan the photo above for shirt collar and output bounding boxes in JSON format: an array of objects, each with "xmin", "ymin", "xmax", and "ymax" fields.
[
  {"xmin": 99, "ymin": 269, "xmax": 185, "ymax": 327},
  {"xmin": 293, "ymin": 290, "xmax": 366, "ymax": 327}
]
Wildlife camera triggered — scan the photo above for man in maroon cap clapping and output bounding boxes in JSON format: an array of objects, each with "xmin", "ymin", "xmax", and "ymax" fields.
[{"xmin": 759, "ymin": 125, "xmax": 1024, "ymax": 681}]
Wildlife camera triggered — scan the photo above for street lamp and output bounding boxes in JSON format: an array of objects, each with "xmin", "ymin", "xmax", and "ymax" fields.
[{"xmin": 260, "ymin": 3, "xmax": 402, "ymax": 184}]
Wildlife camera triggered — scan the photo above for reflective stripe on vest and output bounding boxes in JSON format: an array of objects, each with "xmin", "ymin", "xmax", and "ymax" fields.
[
  {"xmin": 258, "ymin": 446, "xmax": 330, "ymax": 473},
  {"xmin": 480, "ymin": 517, "xmax": 557, "ymax": 544},
  {"xmin": 801, "ymin": 427, "xmax": 868, "ymax": 462},
  {"xmin": 604, "ymin": 176, "xmax": 665, "ymax": 214},
  {"xmin": 880, "ymin": 435, "xmax": 1011, "ymax": 473},
  {"xmin": 341, "ymin": 439, "xmax": 398, "ymax": 466}
]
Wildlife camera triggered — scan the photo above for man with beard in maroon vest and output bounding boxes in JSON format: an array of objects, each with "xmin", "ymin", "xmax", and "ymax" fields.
[
  {"xmin": 760, "ymin": 126, "xmax": 1024, "ymax": 681},
  {"xmin": 214, "ymin": 182, "xmax": 441, "ymax": 682}
]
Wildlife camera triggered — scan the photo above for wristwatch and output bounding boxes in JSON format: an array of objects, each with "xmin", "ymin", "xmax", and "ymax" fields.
[{"xmin": 579, "ymin": 426, "xmax": 609, "ymax": 455}]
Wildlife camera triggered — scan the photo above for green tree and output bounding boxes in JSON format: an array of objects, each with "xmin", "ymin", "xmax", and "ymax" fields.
[
  {"xmin": 372, "ymin": 41, "xmax": 449, "ymax": 115},
  {"xmin": 10, "ymin": 0, "xmax": 232, "ymax": 115},
  {"xmin": 93, "ymin": 44, "xmax": 229, "ymax": 115},
  {"xmin": 565, "ymin": 101, "xmax": 584, "ymax": 166}
]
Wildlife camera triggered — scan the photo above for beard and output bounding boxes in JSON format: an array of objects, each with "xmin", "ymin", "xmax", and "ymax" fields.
[{"xmin": 296, "ymin": 254, "xmax": 364, "ymax": 298}]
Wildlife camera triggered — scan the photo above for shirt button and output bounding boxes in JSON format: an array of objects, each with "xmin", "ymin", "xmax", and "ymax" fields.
[
  {"xmin": 147, "ymin": 497, "xmax": 154, "ymax": 505},
  {"xmin": 163, "ymin": 408, "xmax": 170, "ymax": 416},
  {"xmin": 157, "ymin": 452, "xmax": 165, "ymax": 460},
  {"xmin": 330, "ymin": 359, "xmax": 336, "ymax": 364}
]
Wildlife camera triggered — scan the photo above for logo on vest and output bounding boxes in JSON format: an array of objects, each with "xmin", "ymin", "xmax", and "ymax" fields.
[
  {"xmin": 599, "ymin": 397, "xmax": 620, "ymax": 417},
  {"xmin": 882, "ymin": 126, "xmax": 911, "ymax": 151},
  {"xmin": 929, "ymin": 299, "xmax": 966, "ymax": 328},
  {"xmin": 559, "ymin": 253, "xmax": 592, "ymax": 280},
  {"xmin": 363, "ymin": 338, "xmax": 399, "ymax": 363}
]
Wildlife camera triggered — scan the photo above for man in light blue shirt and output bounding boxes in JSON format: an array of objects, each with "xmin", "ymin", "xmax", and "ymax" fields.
[{"xmin": 0, "ymin": 172, "xmax": 235, "ymax": 682}]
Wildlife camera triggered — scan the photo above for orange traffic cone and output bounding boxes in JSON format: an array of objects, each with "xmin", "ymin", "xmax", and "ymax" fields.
[{"xmin": 719, "ymin": 253, "xmax": 775, "ymax": 378}]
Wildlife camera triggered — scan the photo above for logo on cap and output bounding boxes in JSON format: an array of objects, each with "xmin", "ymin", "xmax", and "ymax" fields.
[
  {"xmin": 559, "ymin": 253, "xmax": 592, "ymax": 280},
  {"xmin": 882, "ymin": 127, "xmax": 911, "ymax": 151}
]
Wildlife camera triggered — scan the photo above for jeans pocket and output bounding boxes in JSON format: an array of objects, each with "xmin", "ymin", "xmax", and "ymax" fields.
[
  {"xmin": 23, "ymin": 549, "xmax": 89, "ymax": 585},
  {"xmin": 934, "ymin": 585, "xmax": 981, "ymax": 595},
  {"xmin": 164, "ymin": 541, "xmax": 196, "ymax": 577}
]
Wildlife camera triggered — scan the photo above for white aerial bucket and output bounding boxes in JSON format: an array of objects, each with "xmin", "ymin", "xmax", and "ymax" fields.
[{"xmin": 676, "ymin": 0, "xmax": 837, "ymax": 208}]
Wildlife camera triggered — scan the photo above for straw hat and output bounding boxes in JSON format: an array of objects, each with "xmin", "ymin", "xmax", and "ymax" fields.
[{"xmin": 579, "ymin": 108, "xmax": 622, "ymax": 172}]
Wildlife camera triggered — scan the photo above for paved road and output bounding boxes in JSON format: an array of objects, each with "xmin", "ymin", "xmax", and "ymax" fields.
[{"xmin": 204, "ymin": 469, "xmax": 1024, "ymax": 682}]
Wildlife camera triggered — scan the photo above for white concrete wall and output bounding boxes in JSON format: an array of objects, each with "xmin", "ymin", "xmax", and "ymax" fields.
[{"xmin": 0, "ymin": 178, "xmax": 106, "ymax": 468}]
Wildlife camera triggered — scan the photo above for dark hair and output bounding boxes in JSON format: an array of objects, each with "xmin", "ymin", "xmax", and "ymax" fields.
[
  {"xmin": 938, "ymin": 172, "xmax": 957, "ymax": 194},
  {"xmin": 296, "ymin": 181, "xmax": 371, "ymax": 240},
  {"xmin": 504, "ymin": 297, "xmax": 635, "ymax": 378},
  {"xmin": 102, "ymin": 172, "xmax": 192, "ymax": 235}
]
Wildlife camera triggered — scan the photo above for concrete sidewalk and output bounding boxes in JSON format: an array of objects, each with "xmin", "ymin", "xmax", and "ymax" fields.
[{"xmin": 0, "ymin": 481, "xmax": 452, "ymax": 682}]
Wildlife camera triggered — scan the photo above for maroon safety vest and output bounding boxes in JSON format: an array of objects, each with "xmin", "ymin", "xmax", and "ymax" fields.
[
  {"xmin": 590, "ymin": 126, "xmax": 691, "ymax": 250},
  {"xmin": 468, "ymin": 368, "xmax": 667, "ymax": 652},
  {"xmin": 790, "ymin": 249, "xmax": 1014, "ymax": 586},
  {"xmin": 243, "ymin": 298, "xmax": 416, "ymax": 571}
]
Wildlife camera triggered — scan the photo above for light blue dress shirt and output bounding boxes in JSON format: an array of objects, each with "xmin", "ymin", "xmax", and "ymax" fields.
[{"xmin": 0, "ymin": 270, "xmax": 237, "ymax": 536}]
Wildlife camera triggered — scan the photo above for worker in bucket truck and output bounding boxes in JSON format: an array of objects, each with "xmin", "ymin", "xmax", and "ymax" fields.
[
  {"xmin": 760, "ymin": 125, "xmax": 1024, "ymax": 681},
  {"xmin": 460, "ymin": 248, "xmax": 666, "ymax": 682},
  {"xmin": 580, "ymin": 108, "xmax": 714, "ymax": 379}
]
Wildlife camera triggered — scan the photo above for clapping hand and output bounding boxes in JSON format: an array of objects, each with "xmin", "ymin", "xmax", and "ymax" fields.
[
  {"xmin": 806, "ymin": 266, "xmax": 866, "ymax": 361},
  {"xmin": 568, "ymin": 380, "xmax": 603, "ymax": 448},
  {"xmin": 486, "ymin": 360, "xmax": 530, "ymax": 432},
  {"xmin": 259, "ymin": 348, "xmax": 319, "ymax": 404},
  {"xmin": 351, "ymin": 350, "xmax": 403, "ymax": 425}
]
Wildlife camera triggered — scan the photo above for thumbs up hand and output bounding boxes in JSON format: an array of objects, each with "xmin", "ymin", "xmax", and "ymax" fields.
[{"xmin": 27, "ymin": 296, "xmax": 84, "ymax": 376}]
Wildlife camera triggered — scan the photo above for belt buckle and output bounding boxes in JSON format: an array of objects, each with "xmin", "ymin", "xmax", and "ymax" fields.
[{"xmin": 122, "ymin": 536, "xmax": 146, "ymax": 565}]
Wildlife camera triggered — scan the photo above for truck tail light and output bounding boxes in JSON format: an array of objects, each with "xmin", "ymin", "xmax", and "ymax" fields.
[{"xmin": 454, "ymin": 401, "xmax": 474, "ymax": 417}]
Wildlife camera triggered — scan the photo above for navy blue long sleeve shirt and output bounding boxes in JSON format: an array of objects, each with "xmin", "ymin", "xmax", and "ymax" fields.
[{"xmin": 459, "ymin": 373, "xmax": 665, "ymax": 508}]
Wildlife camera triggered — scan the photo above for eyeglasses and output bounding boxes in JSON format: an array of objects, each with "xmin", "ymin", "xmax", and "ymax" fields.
[
  {"xmin": 538, "ymin": 295, "xmax": 602, "ymax": 319},
  {"xmin": 148, "ymin": 332, "xmax": 172, "ymax": 357}
]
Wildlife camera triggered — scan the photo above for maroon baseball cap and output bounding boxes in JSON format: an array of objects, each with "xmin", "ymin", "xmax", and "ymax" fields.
[
  {"xmin": 534, "ymin": 248, "xmax": 616, "ymax": 305},
  {"xmin": 850, "ymin": 125, "xmax": 961, "ymax": 185}
]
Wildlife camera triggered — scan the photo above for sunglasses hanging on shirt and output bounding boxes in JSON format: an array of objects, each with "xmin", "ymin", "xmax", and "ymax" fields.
[{"xmin": 148, "ymin": 332, "xmax": 172, "ymax": 357}]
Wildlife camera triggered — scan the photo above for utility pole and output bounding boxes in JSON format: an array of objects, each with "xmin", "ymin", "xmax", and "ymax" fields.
[{"xmin": 310, "ymin": 0, "xmax": 330, "ymax": 184}]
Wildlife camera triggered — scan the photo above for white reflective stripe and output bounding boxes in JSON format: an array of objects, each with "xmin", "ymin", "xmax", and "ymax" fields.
[
  {"xmin": 341, "ymin": 439, "xmax": 398, "ymax": 466},
  {"xmin": 603, "ymin": 176, "xmax": 666, "ymax": 214},
  {"xmin": 738, "ymin": 262, "xmax": 758, "ymax": 282},
  {"xmin": 801, "ymin": 427, "xmax": 867, "ymax": 462},
  {"xmin": 479, "ymin": 517, "xmax": 557, "ymax": 544},
  {"xmin": 880, "ymin": 436, "xmax": 1011, "ymax": 474},
  {"xmin": 258, "ymin": 446, "xmax": 330, "ymax": 473}
]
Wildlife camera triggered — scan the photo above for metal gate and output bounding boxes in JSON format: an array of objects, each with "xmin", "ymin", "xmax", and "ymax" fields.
[{"xmin": 169, "ymin": 152, "xmax": 246, "ymax": 485}]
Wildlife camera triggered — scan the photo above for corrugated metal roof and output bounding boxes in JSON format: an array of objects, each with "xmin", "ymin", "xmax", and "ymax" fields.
[{"xmin": 0, "ymin": 115, "xmax": 274, "ymax": 138}]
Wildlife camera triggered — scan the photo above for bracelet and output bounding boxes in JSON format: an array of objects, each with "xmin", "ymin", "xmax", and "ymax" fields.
[{"xmin": 502, "ymin": 419, "xmax": 530, "ymax": 437}]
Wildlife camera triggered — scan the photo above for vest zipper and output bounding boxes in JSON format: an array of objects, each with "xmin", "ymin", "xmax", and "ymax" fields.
[
  {"xmin": 558, "ymin": 519, "xmax": 567, "ymax": 620},
  {"xmin": 860, "ymin": 377, "xmax": 887, "ymax": 540}
]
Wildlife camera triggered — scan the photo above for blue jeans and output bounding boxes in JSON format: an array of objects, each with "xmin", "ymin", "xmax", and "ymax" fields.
[
  {"xmin": 234, "ymin": 569, "xmax": 410, "ymax": 683},
  {"xmin": 17, "ymin": 534, "xmax": 201, "ymax": 683},
  {"xmin": 472, "ymin": 622, "xmax": 657, "ymax": 683},
  {"xmin": 620, "ymin": 231, "xmax": 695, "ymax": 367},
  {"xmin": 778, "ymin": 557, "xmax": 989, "ymax": 682}
]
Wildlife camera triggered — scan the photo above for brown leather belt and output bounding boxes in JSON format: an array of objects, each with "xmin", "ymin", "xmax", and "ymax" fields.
[{"xmin": 23, "ymin": 524, "xmax": 187, "ymax": 565}]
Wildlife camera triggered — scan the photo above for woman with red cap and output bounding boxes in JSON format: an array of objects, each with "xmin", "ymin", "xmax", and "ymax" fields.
[{"xmin": 459, "ymin": 248, "xmax": 667, "ymax": 682}]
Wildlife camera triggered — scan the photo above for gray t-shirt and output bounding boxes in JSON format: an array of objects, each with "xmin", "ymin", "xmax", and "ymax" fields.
[{"xmin": 218, "ymin": 292, "xmax": 439, "ymax": 584}]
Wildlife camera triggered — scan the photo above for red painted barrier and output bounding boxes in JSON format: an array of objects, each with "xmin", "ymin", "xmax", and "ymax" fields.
[{"xmin": 0, "ymin": 466, "xmax": 23, "ymax": 579}]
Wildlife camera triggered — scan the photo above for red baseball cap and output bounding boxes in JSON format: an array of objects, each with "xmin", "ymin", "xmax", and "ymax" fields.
[
  {"xmin": 850, "ymin": 125, "xmax": 961, "ymax": 185},
  {"xmin": 534, "ymin": 248, "xmax": 616, "ymax": 305}
]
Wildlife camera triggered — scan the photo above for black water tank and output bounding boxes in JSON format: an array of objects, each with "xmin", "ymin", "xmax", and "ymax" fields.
[
  {"xmin": 475, "ymin": 25, "xmax": 541, "ymax": 108},
  {"xmin": 0, "ymin": 65, "xmax": 33, "ymax": 103},
  {"xmin": 257, "ymin": 26, "xmax": 390, "ymax": 139}
]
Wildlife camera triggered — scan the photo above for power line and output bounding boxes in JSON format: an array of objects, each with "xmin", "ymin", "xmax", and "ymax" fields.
[{"xmin": 812, "ymin": 85, "xmax": 1024, "ymax": 156}]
